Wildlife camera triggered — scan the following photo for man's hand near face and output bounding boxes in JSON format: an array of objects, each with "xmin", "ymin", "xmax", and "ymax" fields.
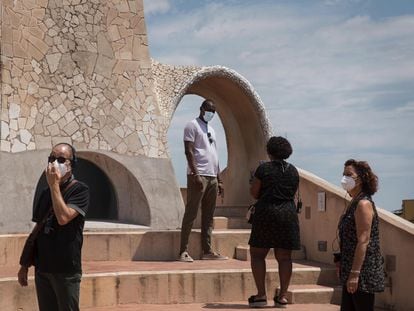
[{"xmin": 45, "ymin": 163, "xmax": 62, "ymax": 188}]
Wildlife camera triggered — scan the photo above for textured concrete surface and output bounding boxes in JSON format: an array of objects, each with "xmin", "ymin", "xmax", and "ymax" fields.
[
  {"xmin": 0, "ymin": 150, "xmax": 184, "ymax": 233},
  {"xmin": 1, "ymin": 259, "xmax": 339, "ymax": 310},
  {"xmin": 1, "ymin": 229, "xmax": 251, "ymax": 265},
  {"xmin": 1, "ymin": 259, "xmax": 337, "ymax": 278}
]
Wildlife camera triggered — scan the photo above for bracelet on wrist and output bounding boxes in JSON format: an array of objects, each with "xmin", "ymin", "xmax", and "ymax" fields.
[{"xmin": 350, "ymin": 270, "xmax": 360, "ymax": 275}]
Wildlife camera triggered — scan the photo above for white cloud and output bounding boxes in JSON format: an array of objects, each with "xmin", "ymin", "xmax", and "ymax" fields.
[
  {"xmin": 147, "ymin": 1, "xmax": 414, "ymax": 210},
  {"xmin": 396, "ymin": 101, "xmax": 414, "ymax": 113},
  {"xmin": 155, "ymin": 53, "xmax": 201, "ymax": 66},
  {"xmin": 148, "ymin": 3, "xmax": 414, "ymax": 104},
  {"xmin": 143, "ymin": 0, "xmax": 171, "ymax": 15}
]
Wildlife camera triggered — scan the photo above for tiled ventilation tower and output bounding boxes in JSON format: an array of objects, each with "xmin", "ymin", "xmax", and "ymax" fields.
[{"xmin": 0, "ymin": 0, "xmax": 271, "ymax": 233}]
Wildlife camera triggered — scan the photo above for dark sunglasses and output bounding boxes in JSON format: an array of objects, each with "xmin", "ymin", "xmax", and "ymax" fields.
[
  {"xmin": 48, "ymin": 156, "xmax": 69, "ymax": 164},
  {"xmin": 207, "ymin": 132, "xmax": 213, "ymax": 144}
]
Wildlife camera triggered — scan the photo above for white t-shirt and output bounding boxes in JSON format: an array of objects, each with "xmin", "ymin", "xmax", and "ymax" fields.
[{"xmin": 183, "ymin": 118, "xmax": 219, "ymax": 177}]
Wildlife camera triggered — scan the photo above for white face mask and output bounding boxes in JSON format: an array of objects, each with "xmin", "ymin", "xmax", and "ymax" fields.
[
  {"xmin": 53, "ymin": 160, "xmax": 68, "ymax": 177},
  {"xmin": 341, "ymin": 175, "xmax": 356, "ymax": 191},
  {"xmin": 203, "ymin": 111, "xmax": 214, "ymax": 122}
]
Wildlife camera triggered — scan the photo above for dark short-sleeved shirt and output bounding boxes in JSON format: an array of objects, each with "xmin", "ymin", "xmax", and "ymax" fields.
[
  {"xmin": 254, "ymin": 160, "xmax": 299, "ymax": 205},
  {"xmin": 33, "ymin": 180, "xmax": 89, "ymax": 274}
]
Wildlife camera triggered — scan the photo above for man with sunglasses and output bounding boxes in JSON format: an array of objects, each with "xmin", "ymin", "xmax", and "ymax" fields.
[
  {"xmin": 17, "ymin": 143, "xmax": 89, "ymax": 311},
  {"xmin": 178, "ymin": 99, "xmax": 227, "ymax": 262}
]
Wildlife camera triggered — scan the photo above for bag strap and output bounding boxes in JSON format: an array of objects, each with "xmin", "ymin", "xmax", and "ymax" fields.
[{"xmin": 296, "ymin": 181, "xmax": 302, "ymax": 213}]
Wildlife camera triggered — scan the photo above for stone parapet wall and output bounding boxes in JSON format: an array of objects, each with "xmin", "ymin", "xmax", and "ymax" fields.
[
  {"xmin": 297, "ymin": 168, "xmax": 414, "ymax": 310},
  {"xmin": 0, "ymin": 0, "xmax": 168, "ymax": 158}
]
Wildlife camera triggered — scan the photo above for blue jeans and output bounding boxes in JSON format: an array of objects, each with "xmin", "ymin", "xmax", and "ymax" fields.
[{"xmin": 35, "ymin": 270, "xmax": 81, "ymax": 311}]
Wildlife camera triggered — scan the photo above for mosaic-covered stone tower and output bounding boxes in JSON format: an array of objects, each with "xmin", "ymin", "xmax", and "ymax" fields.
[{"xmin": 0, "ymin": 0, "xmax": 272, "ymax": 233}]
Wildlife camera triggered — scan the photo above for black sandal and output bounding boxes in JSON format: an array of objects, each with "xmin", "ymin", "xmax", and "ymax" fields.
[
  {"xmin": 274, "ymin": 295, "xmax": 288, "ymax": 308},
  {"xmin": 248, "ymin": 295, "xmax": 267, "ymax": 308}
]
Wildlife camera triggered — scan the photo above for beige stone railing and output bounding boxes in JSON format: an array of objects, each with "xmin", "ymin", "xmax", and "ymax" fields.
[{"xmin": 298, "ymin": 168, "xmax": 414, "ymax": 311}]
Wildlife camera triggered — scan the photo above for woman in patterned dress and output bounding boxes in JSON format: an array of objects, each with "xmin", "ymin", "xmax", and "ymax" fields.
[
  {"xmin": 337, "ymin": 159, "xmax": 385, "ymax": 311},
  {"xmin": 248, "ymin": 136, "xmax": 300, "ymax": 308}
]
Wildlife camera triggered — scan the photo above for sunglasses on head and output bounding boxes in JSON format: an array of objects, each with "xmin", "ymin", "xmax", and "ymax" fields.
[{"xmin": 48, "ymin": 156, "xmax": 69, "ymax": 164}]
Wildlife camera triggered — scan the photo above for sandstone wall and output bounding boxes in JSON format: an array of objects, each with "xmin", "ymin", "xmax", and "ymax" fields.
[
  {"xmin": 0, "ymin": 0, "xmax": 167, "ymax": 158},
  {"xmin": 0, "ymin": 0, "xmax": 184, "ymax": 232}
]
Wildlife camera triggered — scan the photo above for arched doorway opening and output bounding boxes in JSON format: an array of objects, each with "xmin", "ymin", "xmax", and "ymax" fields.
[
  {"xmin": 34, "ymin": 151, "xmax": 151, "ymax": 226},
  {"xmin": 157, "ymin": 64, "xmax": 272, "ymax": 206},
  {"xmin": 167, "ymin": 94, "xmax": 228, "ymax": 190},
  {"xmin": 76, "ymin": 158, "xmax": 117, "ymax": 220},
  {"xmin": 33, "ymin": 158, "xmax": 118, "ymax": 221}
]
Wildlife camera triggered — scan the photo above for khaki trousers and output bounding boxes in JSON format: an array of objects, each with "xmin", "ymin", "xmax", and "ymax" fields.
[{"xmin": 180, "ymin": 175, "xmax": 218, "ymax": 254}]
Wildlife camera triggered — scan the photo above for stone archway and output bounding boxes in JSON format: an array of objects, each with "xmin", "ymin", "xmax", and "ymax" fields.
[
  {"xmin": 33, "ymin": 152, "xmax": 152, "ymax": 226},
  {"xmin": 33, "ymin": 158, "xmax": 119, "ymax": 221},
  {"xmin": 77, "ymin": 151, "xmax": 151, "ymax": 226},
  {"xmin": 25, "ymin": 148, "xmax": 181, "ymax": 231},
  {"xmin": 153, "ymin": 62, "xmax": 273, "ymax": 205}
]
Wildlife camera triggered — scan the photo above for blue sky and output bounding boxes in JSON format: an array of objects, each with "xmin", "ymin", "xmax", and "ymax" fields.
[{"xmin": 143, "ymin": 0, "xmax": 414, "ymax": 212}]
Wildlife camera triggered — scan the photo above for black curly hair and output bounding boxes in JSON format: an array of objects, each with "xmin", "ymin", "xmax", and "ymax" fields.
[{"xmin": 266, "ymin": 136, "xmax": 293, "ymax": 160}]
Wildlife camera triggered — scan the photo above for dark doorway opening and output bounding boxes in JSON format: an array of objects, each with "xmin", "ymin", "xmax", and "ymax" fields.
[
  {"xmin": 34, "ymin": 158, "xmax": 117, "ymax": 220},
  {"xmin": 76, "ymin": 158, "xmax": 117, "ymax": 220}
]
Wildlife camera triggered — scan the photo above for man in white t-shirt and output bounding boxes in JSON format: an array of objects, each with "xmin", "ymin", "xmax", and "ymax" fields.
[{"xmin": 178, "ymin": 99, "xmax": 228, "ymax": 262}]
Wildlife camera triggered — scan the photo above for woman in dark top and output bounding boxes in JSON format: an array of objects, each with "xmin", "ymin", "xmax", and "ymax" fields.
[
  {"xmin": 337, "ymin": 159, "xmax": 384, "ymax": 311},
  {"xmin": 248, "ymin": 136, "xmax": 300, "ymax": 308}
]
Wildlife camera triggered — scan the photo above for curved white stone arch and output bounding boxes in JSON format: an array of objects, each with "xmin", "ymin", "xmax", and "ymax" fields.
[
  {"xmin": 77, "ymin": 151, "xmax": 151, "ymax": 226},
  {"xmin": 153, "ymin": 61, "xmax": 274, "ymax": 205},
  {"xmin": 170, "ymin": 66, "xmax": 273, "ymax": 139}
]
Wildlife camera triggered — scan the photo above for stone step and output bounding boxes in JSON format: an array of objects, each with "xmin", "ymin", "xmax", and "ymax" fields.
[
  {"xmin": 1, "ymin": 229, "xmax": 311, "ymax": 268},
  {"xmin": 0, "ymin": 229, "xmax": 252, "ymax": 266},
  {"xmin": 82, "ymin": 302, "xmax": 341, "ymax": 311},
  {"xmin": 235, "ymin": 244, "xmax": 306, "ymax": 261},
  {"xmin": 1, "ymin": 229, "xmax": 310, "ymax": 266},
  {"xmin": 213, "ymin": 216, "xmax": 251, "ymax": 229},
  {"xmin": 0, "ymin": 260, "xmax": 339, "ymax": 310},
  {"xmin": 214, "ymin": 206, "xmax": 248, "ymax": 218},
  {"xmin": 0, "ymin": 229, "xmax": 250, "ymax": 267},
  {"xmin": 278, "ymin": 284, "xmax": 342, "ymax": 305},
  {"xmin": 192, "ymin": 206, "xmax": 249, "ymax": 229}
]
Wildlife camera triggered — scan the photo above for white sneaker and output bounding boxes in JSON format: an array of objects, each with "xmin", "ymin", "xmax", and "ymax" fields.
[
  {"xmin": 201, "ymin": 252, "xmax": 228, "ymax": 260},
  {"xmin": 178, "ymin": 251, "xmax": 194, "ymax": 262}
]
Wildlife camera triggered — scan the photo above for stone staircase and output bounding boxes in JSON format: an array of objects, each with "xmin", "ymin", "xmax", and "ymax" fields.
[
  {"xmin": 213, "ymin": 206, "xmax": 252, "ymax": 229},
  {"xmin": 0, "ymin": 206, "xmax": 341, "ymax": 310}
]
